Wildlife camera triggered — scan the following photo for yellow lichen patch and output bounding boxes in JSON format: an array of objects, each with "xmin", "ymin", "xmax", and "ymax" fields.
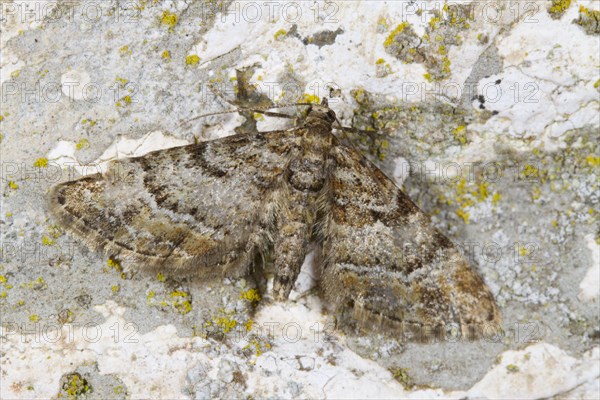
[
  {"xmin": 113, "ymin": 385, "xmax": 125, "ymax": 395},
  {"xmin": 169, "ymin": 290, "xmax": 192, "ymax": 314},
  {"xmin": 428, "ymin": 16, "xmax": 441, "ymax": 30},
  {"xmin": 452, "ymin": 125, "xmax": 466, "ymax": 144},
  {"xmin": 47, "ymin": 224, "xmax": 62, "ymax": 239},
  {"xmin": 383, "ymin": 22, "xmax": 410, "ymax": 47},
  {"xmin": 376, "ymin": 58, "xmax": 385, "ymax": 65},
  {"xmin": 156, "ymin": 272, "xmax": 166, "ymax": 282},
  {"xmin": 506, "ymin": 364, "xmax": 519, "ymax": 373},
  {"xmin": 161, "ymin": 50, "xmax": 171, "ymax": 60},
  {"xmin": 389, "ymin": 367, "xmax": 415, "ymax": 389},
  {"xmin": 243, "ymin": 337, "xmax": 272, "ymax": 358},
  {"xmin": 41, "ymin": 236, "xmax": 55, "ymax": 246},
  {"xmin": 0, "ymin": 115, "xmax": 3, "ymax": 121},
  {"xmin": 376, "ymin": 139, "xmax": 390, "ymax": 161},
  {"xmin": 119, "ymin": 45, "xmax": 131, "ymax": 55},
  {"xmin": 274, "ymin": 29, "xmax": 287, "ymax": 40},
  {"xmin": 475, "ymin": 182, "xmax": 489, "ymax": 201},
  {"xmin": 549, "ymin": 0, "xmax": 571, "ymax": 18},
  {"xmin": 531, "ymin": 265, "xmax": 537, "ymax": 273},
  {"xmin": 0, "ymin": 275, "xmax": 12, "ymax": 294},
  {"xmin": 61, "ymin": 373, "xmax": 92, "ymax": 399},
  {"xmin": 174, "ymin": 299, "xmax": 192, "ymax": 314},
  {"xmin": 107, "ymin": 258, "xmax": 121, "ymax": 270},
  {"xmin": 201, "ymin": 308, "xmax": 247, "ymax": 338},
  {"xmin": 301, "ymin": 93, "xmax": 320, "ymax": 104},
  {"xmin": 594, "ymin": 79, "xmax": 600, "ymax": 89},
  {"xmin": 33, "ymin": 158, "xmax": 48, "ymax": 168},
  {"xmin": 76, "ymin": 139, "xmax": 89, "ymax": 150},
  {"xmin": 351, "ymin": 87, "xmax": 367, "ymax": 104},
  {"xmin": 522, "ymin": 164, "xmax": 539, "ymax": 179},
  {"xmin": 240, "ymin": 288, "xmax": 261, "ymax": 306},
  {"xmin": 456, "ymin": 208, "xmax": 470, "ymax": 223},
  {"xmin": 160, "ymin": 10, "xmax": 178, "ymax": 29},
  {"xmin": 448, "ymin": 176, "xmax": 499, "ymax": 224},
  {"xmin": 585, "ymin": 155, "xmax": 600, "ymax": 167},
  {"xmin": 185, "ymin": 55, "xmax": 200, "ymax": 66},
  {"xmin": 518, "ymin": 245, "xmax": 530, "ymax": 257},
  {"xmin": 23, "ymin": 277, "xmax": 47, "ymax": 290},
  {"xmin": 106, "ymin": 258, "xmax": 127, "ymax": 279},
  {"xmin": 10, "ymin": 70, "xmax": 20, "ymax": 78},
  {"xmin": 111, "ymin": 285, "xmax": 120, "ymax": 293},
  {"xmin": 441, "ymin": 56, "xmax": 451, "ymax": 75},
  {"xmin": 423, "ymin": 73, "xmax": 432, "ymax": 82},
  {"xmin": 455, "ymin": 178, "xmax": 468, "ymax": 197},
  {"xmin": 147, "ymin": 290, "xmax": 155, "ymax": 300},
  {"xmin": 29, "ymin": 314, "xmax": 40, "ymax": 322},
  {"xmin": 245, "ymin": 319, "xmax": 254, "ymax": 332},
  {"xmin": 115, "ymin": 77, "xmax": 128, "ymax": 86},
  {"xmin": 575, "ymin": 6, "xmax": 600, "ymax": 34},
  {"xmin": 530, "ymin": 186, "xmax": 542, "ymax": 201},
  {"xmin": 377, "ymin": 16, "xmax": 389, "ymax": 30},
  {"xmin": 491, "ymin": 192, "xmax": 501, "ymax": 206},
  {"xmin": 214, "ymin": 315, "xmax": 237, "ymax": 333}
]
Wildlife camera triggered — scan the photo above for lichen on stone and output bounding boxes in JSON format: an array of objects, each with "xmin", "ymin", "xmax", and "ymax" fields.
[
  {"xmin": 574, "ymin": 5, "xmax": 600, "ymax": 35},
  {"xmin": 186, "ymin": 54, "xmax": 201, "ymax": 66},
  {"xmin": 383, "ymin": 4, "xmax": 475, "ymax": 81},
  {"xmin": 548, "ymin": 0, "xmax": 571, "ymax": 19},
  {"xmin": 57, "ymin": 372, "xmax": 93, "ymax": 399},
  {"xmin": 383, "ymin": 22, "xmax": 422, "ymax": 64},
  {"xmin": 160, "ymin": 10, "xmax": 178, "ymax": 30}
]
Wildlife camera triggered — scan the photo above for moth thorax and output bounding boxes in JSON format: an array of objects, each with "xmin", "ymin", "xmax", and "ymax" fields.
[{"xmin": 305, "ymin": 105, "xmax": 336, "ymax": 132}]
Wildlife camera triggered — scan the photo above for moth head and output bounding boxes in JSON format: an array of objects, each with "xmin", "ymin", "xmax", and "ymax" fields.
[{"xmin": 306, "ymin": 102, "xmax": 337, "ymax": 126}]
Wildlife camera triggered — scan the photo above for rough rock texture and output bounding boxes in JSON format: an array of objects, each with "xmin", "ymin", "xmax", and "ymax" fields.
[{"xmin": 1, "ymin": 1, "xmax": 598, "ymax": 398}]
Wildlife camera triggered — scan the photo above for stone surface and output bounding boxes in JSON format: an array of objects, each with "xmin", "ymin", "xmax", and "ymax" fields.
[{"xmin": 1, "ymin": 0, "xmax": 598, "ymax": 398}]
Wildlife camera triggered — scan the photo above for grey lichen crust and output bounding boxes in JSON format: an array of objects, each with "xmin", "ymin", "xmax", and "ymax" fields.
[{"xmin": 49, "ymin": 101, "xmax": 500, "ymax": 341}]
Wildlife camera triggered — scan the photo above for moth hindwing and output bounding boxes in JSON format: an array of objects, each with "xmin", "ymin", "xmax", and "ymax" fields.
[{"xmin": 49, "ymin": 99, "xmax": 500, "ymax": 341}]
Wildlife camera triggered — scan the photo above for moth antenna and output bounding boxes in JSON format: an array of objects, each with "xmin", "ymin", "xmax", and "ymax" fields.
[
  {"xmin": 179, "ymin": 103, "xmax": 316, "ymax": 127},
  {"xmin": 179, "ymin": 109, "xmax": 240, "ymax": 127}
]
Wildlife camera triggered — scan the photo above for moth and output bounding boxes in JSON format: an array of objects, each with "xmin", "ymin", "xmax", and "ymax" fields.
[{"xmin": 49, "ymin": 99, "xmax": 500, "ymax": 341}]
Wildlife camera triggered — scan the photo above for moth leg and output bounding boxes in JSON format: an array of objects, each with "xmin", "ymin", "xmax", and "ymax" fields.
[{"xmin": 272, "ymin": 199, "xmax": 312, "ymax": 301}]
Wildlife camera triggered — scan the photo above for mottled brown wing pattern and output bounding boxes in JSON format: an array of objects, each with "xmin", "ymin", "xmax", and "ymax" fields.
[
  {"xmin": 49, "ymin": 130, "xmax": 295, "ymax": 276},
  {"xmin": 320, "ymin": 142, "xmax": 500, "ymax": 340},
  {"xmin": 49, "ymin": 99, "xmax": 500, "ymax": 341}
]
